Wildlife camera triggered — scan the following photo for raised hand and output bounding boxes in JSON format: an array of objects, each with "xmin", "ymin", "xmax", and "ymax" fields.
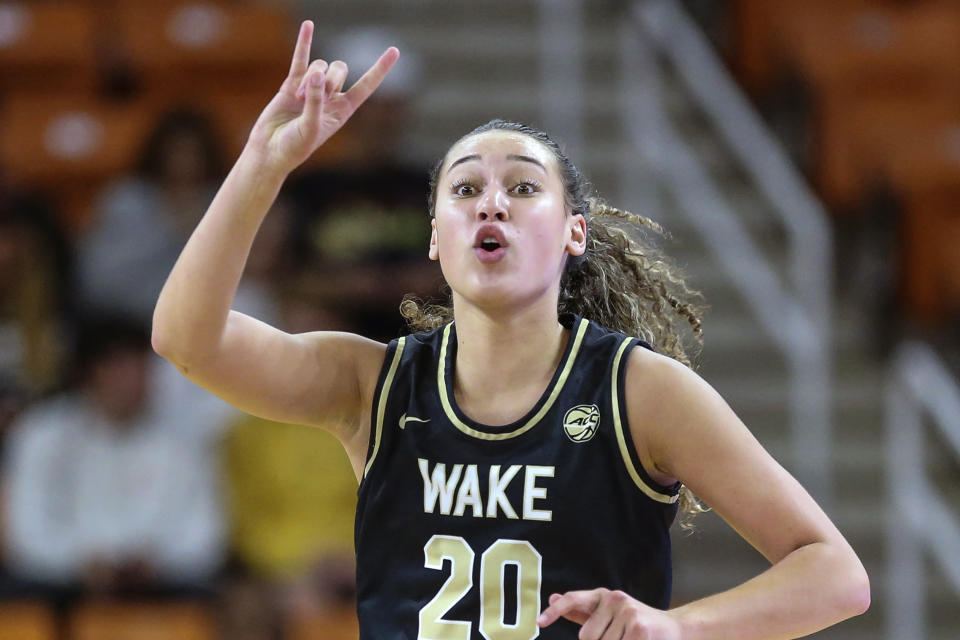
[
  {"xmin": 245, "ymin": 20, "xmax": 399, "ymax": 174},
  {"xmin": 538, "ymin": 588, "xmax": 683, "ymax": 640}
]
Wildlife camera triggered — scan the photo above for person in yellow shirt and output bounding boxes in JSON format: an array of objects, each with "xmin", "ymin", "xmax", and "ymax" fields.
[
  {"xmin": 223, "ymin": 415, "xmax": 356, "ymax": 583},
  {"xmin": 220, "ymin": 299, "xmax": 359, "ymax": 640}
]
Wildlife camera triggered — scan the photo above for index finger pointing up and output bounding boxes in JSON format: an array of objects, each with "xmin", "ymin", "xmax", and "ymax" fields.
[
  {"xmin": 288, "ymin": 20, "xmax": 314, "ymax": 80},
  {"xmin": 345, "ymin": 46, "xmax": 400, "ymax": 111}
]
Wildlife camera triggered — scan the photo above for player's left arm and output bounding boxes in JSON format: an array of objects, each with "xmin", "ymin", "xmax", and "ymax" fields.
[{"xmin": 538, "ymin": 347, "xmax": 870, "ymax": 640}]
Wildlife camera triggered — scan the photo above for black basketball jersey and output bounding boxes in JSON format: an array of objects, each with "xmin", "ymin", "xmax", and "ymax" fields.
[{"xmin": 355, "ymin": 313, "xmax": 680, "ymax": 640}]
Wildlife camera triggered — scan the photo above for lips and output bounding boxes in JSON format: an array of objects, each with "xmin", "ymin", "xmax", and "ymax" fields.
[
  {"xmin": 472, "ymin": 224, "xmax": 508, "ymax": 264},
  {"xmin": 472, "ymin": 224, "xmax": 508, "ymax": 251}
]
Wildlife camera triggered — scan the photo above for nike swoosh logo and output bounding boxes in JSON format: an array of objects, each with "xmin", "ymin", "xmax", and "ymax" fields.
[{"xmin": 399, "ymin": 413, "xmax": 430, "ymax": 429}]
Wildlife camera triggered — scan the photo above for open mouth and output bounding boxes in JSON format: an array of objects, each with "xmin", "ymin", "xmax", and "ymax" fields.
[
  {"xmin": 472, "ymin": 226, "xmax": 508, "ymax": 263},
  {"xmin": 479, "ymin": 237, "xmax": 501, "ymax": 252}
]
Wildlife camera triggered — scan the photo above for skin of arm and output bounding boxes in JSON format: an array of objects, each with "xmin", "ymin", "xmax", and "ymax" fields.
[
  {"xmin": 151, "ymin": 21, "xmax": 398, "ymax": 470},
  {"xmin": 538, "ymin": 347, "xmax": 870, "ymax": 639}
]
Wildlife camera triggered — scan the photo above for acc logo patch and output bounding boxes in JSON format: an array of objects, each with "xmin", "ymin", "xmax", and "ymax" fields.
[{"xmin": 562, "ymin": 404, "xmax": 600, "ymax": 442}]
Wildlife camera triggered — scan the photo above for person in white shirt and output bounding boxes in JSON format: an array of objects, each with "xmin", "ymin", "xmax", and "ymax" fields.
[{"xmin": 2, "ymin": 315, "xmax": 230, "ymax": 598}]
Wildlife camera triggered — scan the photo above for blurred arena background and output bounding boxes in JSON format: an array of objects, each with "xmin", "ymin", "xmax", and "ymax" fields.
[{"xmin": 0, "ymin": 0, "xmax": 958, "ymax": 638}]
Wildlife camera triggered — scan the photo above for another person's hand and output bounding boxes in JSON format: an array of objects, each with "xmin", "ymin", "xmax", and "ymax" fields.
[
  {"xmin": 538, "ymin": 588, "xmax": 683, "ymax": 640},
  {"xmin": 245, "ymin": 20, "xmax": 399, "ymax": 175}
]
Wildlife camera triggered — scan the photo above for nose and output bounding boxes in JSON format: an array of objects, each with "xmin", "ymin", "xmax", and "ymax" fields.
[{"xmin": 475, "ymin": 186, "xmax": 510, "ymax": 222}]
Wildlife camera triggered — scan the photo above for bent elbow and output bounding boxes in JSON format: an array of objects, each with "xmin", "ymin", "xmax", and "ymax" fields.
[
  {"xmin": 849, "ymin": 568, "xmax": 871, "ymax": 616},
  {"xmin": 840, "ymin": 560, "xmax": 871, "ymax": 618},
  {"xmin": 151, "ymin": 316, "xmax": 195, "ymax": 369},
  {"xmin": 151, "ymin": 319, "xmax": 178, "ymax": 362}
]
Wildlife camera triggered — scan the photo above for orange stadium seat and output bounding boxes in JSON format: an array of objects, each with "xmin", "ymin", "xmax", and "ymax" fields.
[
  {"xmin": 111, "ymin": 2, "xmax": 291, "ymax": 94},
  {"xmin": 775, "ymin": 3, "xmax": 960, "ymax": 94},
  {"xmin": 815, "ymin": 93, "xmax": 960, "ymax": 208},
  {"xmin": 770, "ymin": 3, "xmax": 960, "ymax": 208},
  {"xmin": 874, "ymin": 119, "xmax": 960, "ymax": 323},
  {"xmin": 0, "ymin": 2, "xmax": 99, "ymax": 93},
  {"xmin": 729, "ymin": 0, "xmax": 873, "ymax": 95},
  {"xmin": 69, "ymin": 601, "xmax": 217, "ymax": 640},
  {"xmin": 0, "ymin": 601, "xmax": 56, "ymax": 640},
  {"xmin": 0, "ymin": 93, "xmax": 162, "ymax": 230},
  {"xmin": 880, "ymin": 118, "xmax": 960, "ymax": 198},
  {"xmin": 896, "ymin": 190, "xmax": 960, "ymax": 324},
  {"xmin": 287, "ymin": 606, "xmax": 360, "ymax": 640}
]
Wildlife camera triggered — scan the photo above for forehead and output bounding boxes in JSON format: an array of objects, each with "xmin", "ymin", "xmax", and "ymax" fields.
[{"xmin": 442, "ymin": 130, "xmax": 557, "ymax": 176}]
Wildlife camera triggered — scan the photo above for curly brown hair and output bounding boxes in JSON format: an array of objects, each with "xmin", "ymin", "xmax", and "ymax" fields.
[{"xmin": 400, "ymin": 119, "xmax": 709, "ymax": 528}]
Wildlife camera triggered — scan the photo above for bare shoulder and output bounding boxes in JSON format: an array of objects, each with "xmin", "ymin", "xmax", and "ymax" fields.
[
  {"xmin": 624, "ymin": 346, "xmax": 719, "ymax": 417},
  {"xmin": 623, "ymin": 345, "xmax": 849, "ymax": 563},
  {"xmin": 622, "ymin": 346, "xmax": 723, "ymax": 487},
  {"xmin": 624, "ymin": 345, "xmax": 743, "ymax": 465}
]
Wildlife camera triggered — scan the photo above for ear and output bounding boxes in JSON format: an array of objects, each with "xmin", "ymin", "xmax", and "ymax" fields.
[
  {"xmin": 566, "ymin": 213, "xmax": 587, "ymax": 256},
  {"xmin": 428, "ymin": 218, "xmax": 439, "ymax": 261}
]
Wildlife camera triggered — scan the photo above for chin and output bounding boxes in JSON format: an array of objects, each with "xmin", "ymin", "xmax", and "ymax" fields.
[{"xmin": 457, "ymin": 280, "xmax": 553, "ymax": 315}]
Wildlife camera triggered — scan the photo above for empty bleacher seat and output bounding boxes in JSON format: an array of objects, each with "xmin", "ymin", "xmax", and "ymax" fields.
[
  {"xmin": 876, "ymin": 119, "xmax": 960, "ymax": 322},
  {"xmin": 896, "ymin": 189, "xmax": 960, "ymax": 324},
  {"xmin": 69, "ymin": 601, "xmax": 217, "ymax": 640},
  {"xmin": 769, "ymin": 3, "xmax": 960, "ymax": 208},
  {"xmin": 0, "ymin": 93, "xmax": 162, "ymax": 229},
  {"xmin": 0, "ymin": 601, "xmax": 56, "ymax": 640},
  {"xmin": 776, "ymin": 3, "xmax": 960, "ymax": 94},
  {"xmin": 0, "ymin": 2, "xmax": 99, "ymax": 93},
  {"xmin": 816, "ymin": 93, "xmax": 960, "ymax": 207},
  {"xmin": 286, "ymin": 606, "xmax": 359, "ymax": 640},
  {"xmin": 112, "ymin": 2, "xmax": 291, "ymax": 93},
  {"xmin": 729, "ymin": 0, "xmax": 873, "ymax": 95}
]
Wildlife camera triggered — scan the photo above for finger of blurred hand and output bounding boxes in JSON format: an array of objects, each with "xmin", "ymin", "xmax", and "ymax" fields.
[
  {"xmin": 296, "ymin": 59, "xmax": 329, "ymax": 99},
  {"xmin": 537, "ymin": 590, "xmax": 601, "ymax": 628},
  {"xmin": 288, "ymin": 20, "xmax": 314, "ymax": 81},
  {"xmin": 325, "ymin": 60, "xmax": 349, "ymax": 97},
  {"xmin": 345, "ymin": 46, "xmax": 400, "ymax": 111}
]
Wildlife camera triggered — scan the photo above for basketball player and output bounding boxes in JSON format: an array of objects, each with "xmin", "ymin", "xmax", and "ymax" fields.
[{"xmin": 153, "ymin": 20, "xmax": 869, "ymax": 639}]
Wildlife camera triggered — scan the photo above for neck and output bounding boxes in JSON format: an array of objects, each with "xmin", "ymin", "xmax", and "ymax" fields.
[{"xmin": 450, "ymin": 295, "xmax": 569, "ymax": 423}]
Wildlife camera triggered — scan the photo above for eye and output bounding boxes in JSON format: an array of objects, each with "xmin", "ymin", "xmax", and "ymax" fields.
[
  {"xmin": 511, "ymin": 180, "xmax": 541, "ymax": 196},
  {"xmin": 451, "ymin": 179, "xmax": 479, "ymax": 197}
]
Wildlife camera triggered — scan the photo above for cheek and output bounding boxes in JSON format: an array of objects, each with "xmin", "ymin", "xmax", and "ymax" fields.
[
  {"xmin": 433, "ymin": 223, "xmax": 461, "ymax": 264},
  {"xmin": 526, "ymin": 200, "xmax": 570, "ymax": 253}
]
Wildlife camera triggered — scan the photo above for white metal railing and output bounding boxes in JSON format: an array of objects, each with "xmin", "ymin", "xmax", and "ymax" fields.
[
  {"xmin": 539, "ymin": 0, "xmax": 584, "ymax": 157},
  {"xmin": 885, "ymin": 341, "xmax": 960, "ymax": 640},
  {"xmin": 623, "ymin": 0, "xmax": 834, "ymax": 505}
]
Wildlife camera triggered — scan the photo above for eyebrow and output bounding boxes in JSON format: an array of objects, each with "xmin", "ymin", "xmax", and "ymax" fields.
[{"xmin": 446, "ymin": 153, "xmax": 547, "ymax": 173}]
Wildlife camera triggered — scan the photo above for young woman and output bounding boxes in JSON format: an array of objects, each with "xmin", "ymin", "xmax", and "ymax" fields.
[{"xmin": 152, "ymin": 20, "xmax": 870, "ymax": 640}]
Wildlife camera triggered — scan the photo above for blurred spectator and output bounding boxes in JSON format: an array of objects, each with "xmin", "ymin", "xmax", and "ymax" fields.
[
  {"xmin": 1, "ymin": 314, "xmax": 229, "ymax": 600},
  {"xmin": 220, "ymin": 298, "xmax": 358, "ymax": 640},
  {"xmin": 0, "ymin": 186, "xmax": 73, "ymax": 397},
  {"xmin": 75, "ymin": 108, "xmax": 225, "ymax": 323}
]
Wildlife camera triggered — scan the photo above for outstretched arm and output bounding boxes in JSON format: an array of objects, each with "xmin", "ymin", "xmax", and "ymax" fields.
[
  {"xmin": 538, "ymin": 348, "xmax": 870, "ymax": 639},
  {"xmin": 152, "ymin": 21, "xmax": 398, "ymax": 451}
]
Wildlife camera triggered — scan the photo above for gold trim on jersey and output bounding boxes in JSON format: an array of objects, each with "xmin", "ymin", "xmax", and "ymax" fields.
[
  {"xmin": 364, "ymin": 337, "xmax": 406, "ymax": 478},
  {"xmin": 612, "ymin": 336, "xmax": 680, "ymax": 504},
  {"xmin": 437, "ymin": 318, "xmax": 589, "ymax": 441}
]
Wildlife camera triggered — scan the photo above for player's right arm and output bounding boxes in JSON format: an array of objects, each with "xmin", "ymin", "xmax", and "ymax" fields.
[{"xmin": 151, "ymin": 21, "xmax": 399, "ymax": 453}]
